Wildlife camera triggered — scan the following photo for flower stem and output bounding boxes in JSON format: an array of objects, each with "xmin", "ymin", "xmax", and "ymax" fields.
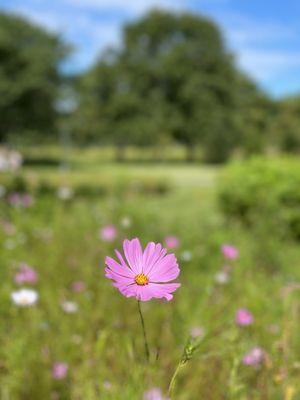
[
  {"xmin": 137, "ymin": 300, "xmax": 150, "ymax": 361},
  {"xmin": 168, "ymin": 362, "xmax": 184, "ymax": 398}
]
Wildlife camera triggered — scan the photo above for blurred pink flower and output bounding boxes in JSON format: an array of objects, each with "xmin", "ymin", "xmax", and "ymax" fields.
[
  {"xmin": 242, "ymin": 347, "xmax": 265, "ymax": 367},
  {"xmin": 71, "ymin": 281, "xmax": 86, "ymax": 293},
  {"xmin": 235, "ymin": 308, "xmax": 254, "ymax": 326},
  {"xmin": 100, "ymin": 224, "xmax": 117, "ymax": 242},
  {"xmin": 103, "ymin": 381, "xmax": 112, "ymax": 390},
  {"xmin": 164, "ymin": 235, "xmax": 180, "ymax": 249},
  {"xmin": 8, "ymin": 193, "xmax": 21, "ymax": 206},
  {"xmin": 22, "ymin": 194, "xmax": 34, "ymax": 208},
  {"xmin": 8, "ymin": 193, "xmax": 33, "ymax": 208},
  {"xmin": 105, "ymin": 238, "xmax": 180, "ymax": 301},
  {"xmin": 52, "ymin": 362, "xmax": 68, "ymax": 380},
  {"xmin": 143, "ymin": 388, "xmax": 169, "ymax": 400},
  {"xmin": 2, "ymin": 221, "xmax": 16, "ymax": 235},
  {"xmin": 190, "ymin": 326, "xmax": 205, "ymax": 339},
  {"xmin": 221, "ymin": 244, "xmax": 238, "ymax": 260},
  {"xmin": 15, "ymin": 264, "xmax": 38, "ymax": 285}
]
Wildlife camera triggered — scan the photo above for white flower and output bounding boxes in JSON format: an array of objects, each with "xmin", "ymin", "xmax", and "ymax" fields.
[
  {"xmin": 120, "ymin": 216, "xmax": 132, "ymax": 228},
  {"xmin": 57, "ymin": 186, "xmax": 74, "ymax": 200},
  {"xmin": 181, "ymin": 250, "xmax": 192, "ymax": 262},
  {"xmin": 9, "ymin": 151, "xmax": 23, "ymax": 171},
  {"xmin": 0, "ymin": 148, "xmax": 23, "ymax": 171},
  {"xmin": 0, "ymin": 185, "xmax": 6, "ymax": 197},
  {"xmin": 215, "ymin": 271, "xmax": 230, "ymax": 284},
  {"xmin": 11, "ymin": 289, "xmax": 38, "ymax": 307},
  {"xmin": 61, "ymin": 301, "xmax": 78, "ymax": 313}
]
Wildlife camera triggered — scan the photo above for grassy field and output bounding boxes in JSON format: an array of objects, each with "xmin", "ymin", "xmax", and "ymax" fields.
[{"xmin": 0, "ymin": 151, "xmax": 299, "ymax": 399}]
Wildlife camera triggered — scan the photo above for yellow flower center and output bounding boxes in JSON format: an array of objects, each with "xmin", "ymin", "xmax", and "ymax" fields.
[{"xmin": 134, "ymin": 273, "xmax": 149, "ymax": 286}]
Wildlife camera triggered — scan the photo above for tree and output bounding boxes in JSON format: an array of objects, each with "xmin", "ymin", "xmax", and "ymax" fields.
[
  {"xmin": 234, "ymin": 74, "xmax": 274, "ymax": 155},
  {"xmin": 122, "ymin": 11, "xmax": 240, "ymax": 162},
  {"xmin": 0, "ymin": 12, "xmax": 69, "ymax": 142},
  {"xmin": 269, "ymin": 96, "xmax": 300, "ymax": 153},
  {"xmin": 76, "ymin": 10, "xmax": 248, "ymax": 162},
  {"xmin": 75, "ymin": 10, "xmax": 277, "ymax": 162}
]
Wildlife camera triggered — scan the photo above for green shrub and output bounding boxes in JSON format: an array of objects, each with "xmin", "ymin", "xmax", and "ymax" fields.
[
  {"xmin": 218, "ymin": 157, "xmax": 300, "ymax": 240},
  {"xmin": 5, "ymin": 175, "xmax": 29, "ymax": 193}
]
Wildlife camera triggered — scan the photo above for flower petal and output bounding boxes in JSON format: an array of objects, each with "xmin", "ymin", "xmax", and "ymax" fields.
[
  {"xmin": 135, "ymin": 282, "xmax": 181, "ymax": 301},
  {"xmin": 113, "ymin": 282, "xmax": 137, "ymax": 298},
  {"xmin": 143, "ymin": 243, "xmax": 167, "ymax": 275},
  {"xmin": 148, "ymin": 253, "xmax": 180, "ymax": 282},
  {"xmin": 105, "ymin": 256, "xmax": 133, "ymax": 279},
  {"xmin": 123, "ymin": 238, "xmax": 143, "ymax": 274}
]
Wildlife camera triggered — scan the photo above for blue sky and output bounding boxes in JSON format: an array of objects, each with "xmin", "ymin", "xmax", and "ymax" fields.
[{"xmin": 1, "ymin": 0, "xmax": 300, "ymax": 98}]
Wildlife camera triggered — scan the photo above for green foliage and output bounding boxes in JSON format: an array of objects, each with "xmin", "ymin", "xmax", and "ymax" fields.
[
  {"xmin": 74, "ymin": 10, "xmax": 254, "ymax": 162},
  {"xmin": 1, "ymin": 9, "xmax": 299, "ymax": 161},
  {"xmin": 0, "ymin": 12, "xmax": 69, "ymax": 142},
  {"xmin": 1, "ymin": 154, "xmax": 300, "ymax": 398},
  {"xmin": 234, "ymin": 75, "xmax": 274, "ymax": 155},
  {"xmin": 268, "ymin": 96, "xmax": 300, "ymax": 153},
  {"xmin": 218, "ymin": 157, "xmax": 300, "ymax": 240}
]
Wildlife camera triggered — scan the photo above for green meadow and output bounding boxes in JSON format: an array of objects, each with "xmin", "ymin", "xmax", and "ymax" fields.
[{"xmin": 0, "ymin": 150, "xmax": 299, "ymax": 400}]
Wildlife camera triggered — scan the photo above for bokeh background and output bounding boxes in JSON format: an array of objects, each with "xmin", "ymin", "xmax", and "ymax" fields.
[{"xmin": 0, "ymin": 1, "xmax": 299, "ymax": 399}]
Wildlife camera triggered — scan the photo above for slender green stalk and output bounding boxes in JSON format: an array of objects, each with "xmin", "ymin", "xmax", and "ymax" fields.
[
  {"xmin": 168, "ymin": 362, "xmax": 184, "ymax": 398},
  {"xmin": 168, "ymin": 337, "xmax": 201, "ymax": 398},
  {"xmin": 137, "ymin": 300, "xmax": 150, "ymax": 361}
]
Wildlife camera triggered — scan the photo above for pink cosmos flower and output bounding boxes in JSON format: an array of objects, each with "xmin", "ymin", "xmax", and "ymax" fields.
[
  {"xmin": 52, "ymin": 362, "xmax": 68, "ymax": 380},
  {"xmin": 105, "ymin": 238, "xmax": 180, "ymax": 301},
  {"xmin": 190, "ymin": 326, "xmax": 205, "ymax": 339},
  {"xmin": 221, "ymin": 244, "xmax": 238, "ymax": 260},
  {"xmin": 22, "ymin": 194, "xmax": 34, "ymax": 208},
  {"xmin": 164, "ymin": 235, "xmax": 180, "ymax": 249},
  {"xmin": 235, "ymin": 308, "xmax": 254, "ymax": 326},
  {"xmin": 14, "ymin": 264, "xmax": 38, "ymax": 285},
  {"xmin": 2, "ymin": 221, "xmax": 16, "ymax": 235},
  {"xmin": 242, "ymin": 347, "xmax": 265, "ymax": 368},
  {"xmin": 71, "ymin": 281, "xmax": 86, "ymax": 293},
  {"xmin": 8, "ymin": 193, "xmax": 21, "ymax": 206},
  {"xmin": 100, "ymin": 224, "xmax": 117, "ymax": 242},
  {"xmin": 8, "ymin": 193, "xmax": 33, "ymax": 208},
  {"xmin": 143, "ymin": 388, "xmax": 169, "ymax": 400}
]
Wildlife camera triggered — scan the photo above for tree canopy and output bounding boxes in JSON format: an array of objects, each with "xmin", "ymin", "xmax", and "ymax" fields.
[
  {"xmin": 75, "ymin": 11, "xmax": 245, "ymax": 161},
  {"xmin": 0, "ymin": 9, "xmax": 299, "ymax": 161},
  {"xmin": 0, "ymin": 12, "xmax": 68, "ymax": 142}
]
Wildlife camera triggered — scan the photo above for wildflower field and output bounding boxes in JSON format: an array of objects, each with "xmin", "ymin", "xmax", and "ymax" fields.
[{"xmin": 0, "ymin": 149, "xmax": 300, "ymax": 400}]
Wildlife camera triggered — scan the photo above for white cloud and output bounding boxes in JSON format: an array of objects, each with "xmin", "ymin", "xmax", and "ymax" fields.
[
  {"xmin": 237, "ymin": 49, "xmax": 300, "ymax": 81},
  {"xmin": 66, "ymin": 0, "xmax": 184, "ymax": 14},
  {"xmin": 9, "ymin": 5, "xmax": 122, "ymax": 60}
]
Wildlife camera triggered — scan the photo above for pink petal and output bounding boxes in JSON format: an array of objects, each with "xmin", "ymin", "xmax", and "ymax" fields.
[
  {"xmin": 148, "ymin": 254, "xmax": 179, "ymax": 282},
  {"xmin": 105, "ymin": 269, "xmax": 133, "ymax": 284},
  {"xmin": 115, "ymin": 250, "xmax": 135, "ymax": 276},
  {"xmin": 123, "ymin": 238, "xmax": 143, "ymax": 274},
  {"xmin": 105, "ymin": 256, "xmax": 133, "ymax": 278},
  {"xmin": 142, "ymin": 242, "xmax": 156, "ymax": 267},
  {"xmin": 141, "ymin": 282, "xmax": 181, "ymax": 301},
  {"xmin": 135, "ymin": 286, "xmax": 154, "ymax": 302},
  {"xmin": 143, "ymin": 244, "xmax": 167, "ymax": 275},
  {"xmin": 114, "ymin": 282, "xmax": 138, "ymax": 298}
]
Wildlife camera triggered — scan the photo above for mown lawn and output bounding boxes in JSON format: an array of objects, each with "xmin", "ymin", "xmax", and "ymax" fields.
[{"xmin": 0, "ymin": 154, "xmax": 299, "ymax": 399}]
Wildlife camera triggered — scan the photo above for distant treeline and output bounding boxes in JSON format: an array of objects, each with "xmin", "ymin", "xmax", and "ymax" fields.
[{"xmin": 0, "ymin": 10, "xmax": 300, "ymax": 162}]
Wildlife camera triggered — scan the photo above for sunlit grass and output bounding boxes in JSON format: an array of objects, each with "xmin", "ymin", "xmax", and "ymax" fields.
[{"xmin": 0, "ymin": 155, "xmax": 299, "ymax": 399}]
